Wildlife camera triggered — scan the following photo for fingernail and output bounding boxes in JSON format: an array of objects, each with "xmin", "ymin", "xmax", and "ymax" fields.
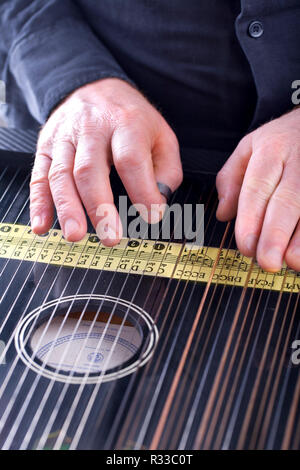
[
  {"xmin": 96, "ymin": 223, "xmax": 117, "ymax": 242},
  {"xmin": 244, "ymin": 234, "xmax": 258, "ymax": 254},
  {"xmin": 149, "ymin": 207, "xmax": 164, "ymax": 224},
  {"xmin": 263, "ymin": 247, "xmax": 283, "ymax": 272},
  {"xmin": 32, "ymin": 215, "xmax": 42, "ymax": 230},
  {"xmin": 64, "ymin": 219, "xmax": 80, "ymax": 239},
  {"xmin": 104, "ymin": 226, "xmax": 117, "ymax": 241}
]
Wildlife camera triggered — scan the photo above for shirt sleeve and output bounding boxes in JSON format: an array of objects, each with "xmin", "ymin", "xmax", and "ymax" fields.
[{"xmin": 0, "ymin": 0, "xmax": 135, "ymax": 124}]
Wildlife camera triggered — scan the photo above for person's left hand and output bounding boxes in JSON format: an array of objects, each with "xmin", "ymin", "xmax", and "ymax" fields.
[{"xmin": 216, "ymin": 107, "xmax": 300, "ymax": 272}]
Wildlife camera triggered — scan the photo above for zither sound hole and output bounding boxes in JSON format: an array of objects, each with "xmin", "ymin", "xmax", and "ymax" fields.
[
  {"xmin": 30, "ymin": 309, "xmax": 143, "ymax": 376},
  {"xmin": 15, "ymin": 295, "xmax": 158, "ymax": 384}
]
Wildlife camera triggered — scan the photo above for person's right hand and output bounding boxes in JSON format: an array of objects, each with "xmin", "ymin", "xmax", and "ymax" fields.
[{"xmin": 30, "ymin": 78, "xmax": 183, "ymax": 246}]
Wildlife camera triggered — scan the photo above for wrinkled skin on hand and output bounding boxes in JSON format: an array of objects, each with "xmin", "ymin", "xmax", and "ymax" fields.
[
  {"xmin": 216, "ymin": 108, "xmax": 300, "ymax": 272},
  {"xmin": 30, "ymin": 78, "xmax": 183, "ymax": 246},
  {"xmin": 30, "ymin": 78, "xmax": 300, "ymax": 272}
]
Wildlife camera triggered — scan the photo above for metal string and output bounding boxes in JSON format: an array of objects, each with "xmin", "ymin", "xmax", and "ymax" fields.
[
  {"xmin": 250, "ymin": 286, "xmax": 298, "ymax": 448},
  {"xmin": 193, "ymin": 260, "xmax": 256, "ymax": 448},
  {"xmin": 2, "ymin": 168, "xmax": 178, "ymax": 448},
  {"xmin": 0, "ymin": 216, "xmax": 59, "ymax": 363},
  {"xmin": 61, "ymin": 187, "xmax": 194, "ymax": 450},
  {"xmin": 0, "ymin": 167, "xmax": 8, "ymax": 184},
  {"xmin": 209, "ymin": 278, "xmax": 283, "ymax": 450},
  {"xmin": 197, "ymin": 263, "xmax": 271, "ymax": 449},
  {"xmin": 17, "ymin": 186, "xmax": 186, "ymax": 449},
  {"xmin": 210, "ymin": 273, "xmax": 272, "ymax": 449},
  {"xmin": 266, "ymin": 293, "xmax": 300, "ymax": 449},
  {"xmin": 58, "ymin": 181, "xmax": 216, "ymax": 447},
  {"xmin": 163, "ymin": 228, "xmax": 239, "ymax": 449},
  {"xmin": 49, "ymin": 188, "xmax": 186, "ymax": 450},
  {"xmin": 235, "ymin": 271, "xmax": 289, "ymax": 448},
  {"xmin": 281, "ymin": 372, "xmax": 300, "ymax": 449},
  {"xmin": 177, "ymin": 264, "xmax": 275, "ymax": 449},
  {"xmin": 1, "ymin": 228, "xmax": 109, "ymax": 448},
  {"xmin": 0, "ymin": 166, "xmax": 298, "ymax": 449},
  {"xmin": 0, "ymin": 169, "xmax": 22, "ymax": 207},
  {"xmin": 0, "ymin": 213, "xmax": 106, "ymax": 443},
  {"xmin": 219, "ymin": 275, "xmax": 287, "ymax": 449},
  {"xmin": 100, "ymin": 185, "xmax": 209, "ymax": 450},
  {"xmin": 114, "ymin": 187, "xmax": 218, "ymax": 450},
  {"xmin": 33, "ymin": 221, "xmax": 162, "ymax": 450},
  {"xmin": 149, "ymin": 222, "xmax": 231, "ymax": 449},
  {"xmin": 257, "ymin": 291, "xmax": 299, "ymax": 448},
  {"xmin": 0, "ymin": 173, "xmax": 29, "ymax": 263}
]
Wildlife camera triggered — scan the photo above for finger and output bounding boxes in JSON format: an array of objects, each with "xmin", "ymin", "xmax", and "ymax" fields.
[
  {"xmin": 30, "ymin": 150, "xmax": 54, "ymax": 235},
  {"xmin": 256, "ymin": 160, "xmax": 300, "ymax": 272},
  {"xmin": 216, "ymin": 135, "xmax": 252, "ymax": 221},
  {"xmin": 112, "ymin": 124, "xmax": 166, "ymax": 223},
  {"xmin": 285, "ymin": 219, "xmax": 300, "ymax": 272},
  {"xmin": 235, "ymin": 149, "xmax": 283, "ymax": 258},
  {"xmin": 151, "ymin": 129, "xmax": 183, "ymax": 199},
  {"xmin": 73, "ymin": 134, "xmax": 122, "ymax": 246},
  {"xmin": 48, "ymin": 140, "xmax": 87, "ymax": 242}
]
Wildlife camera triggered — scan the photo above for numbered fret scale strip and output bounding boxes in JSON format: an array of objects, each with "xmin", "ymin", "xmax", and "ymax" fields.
[{"xmin": 0, "ymin": 223, "xmax": 298, "ymax": 294}]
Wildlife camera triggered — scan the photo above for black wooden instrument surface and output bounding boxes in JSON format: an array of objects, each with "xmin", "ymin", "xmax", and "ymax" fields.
[{"xmin": 0, "ymin": 129, "xmax": 299, "ymax": 450}]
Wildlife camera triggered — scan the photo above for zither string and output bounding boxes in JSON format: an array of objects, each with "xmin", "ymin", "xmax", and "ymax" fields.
[
  {"xmin": 20, "ymin": 184, "xmax": 192, "ymax": 449},
  {"xmin": 33, "ymin": 187, "xmax": 183, "ymax": 450},
  {"xmin": 113, "ymin": 185, "xmax": 217, "ymax": 450}
]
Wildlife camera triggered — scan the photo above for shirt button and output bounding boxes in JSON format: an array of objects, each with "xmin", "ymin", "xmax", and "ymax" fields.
[{"xmin": 248, "ymin": 21, "xmax": 264, "ymax": 38}]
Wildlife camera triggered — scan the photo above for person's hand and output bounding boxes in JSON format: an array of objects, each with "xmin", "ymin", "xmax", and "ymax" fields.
[
  {"xmin": 30, "ymin": 78, "xmax": 183, "ymax": 246},
  {"xmin": 216, "ymin": 108, "xmax": 300, "ymax": 272}
]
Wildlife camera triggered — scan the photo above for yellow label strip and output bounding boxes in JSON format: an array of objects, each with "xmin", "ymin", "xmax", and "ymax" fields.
[{"xmin": 0, "ymin": 223, "xmax": 299, "ymax": 293}]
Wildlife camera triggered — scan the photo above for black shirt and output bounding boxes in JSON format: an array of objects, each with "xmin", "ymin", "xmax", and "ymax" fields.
[
  {"xmin": 79, "ymin": 1, "xmax": 257, "ymax": 152},
  {"xmin": 0, "ymin": 0, "xmax": 299, "ymax": 173}
]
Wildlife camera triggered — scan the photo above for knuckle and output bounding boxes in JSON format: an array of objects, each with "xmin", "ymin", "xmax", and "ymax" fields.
[
  {"xmin": 29, "ymin": 186, "xmax": 51, "ymax": 212},
  {"xmin": 53, "ymin": 192, "xmax": 73, "ymax": 216},
  {"xmin": 164, "ymin": 128, "xmax": 179, "ymax": 150},
  {"xmin": 48, "ymin": 163, "xmax": 70, "ymax": 184},
  {"xmin": 114, "ymin": 148, "xmax": 140, "ymax": 170},
  {"xmin": 272, "ymin": 188, "xmax": 300, "ymax": 211},
  {"xmin": 270, "ymin": 226, "xmax": 289, "ymax": 239},
  {"xmin": 52, "ymin": 135, "xmax": 74, "ymax": 149},
  {"xmin": 254, "ymin": 138, "xmax": 285, "ymax": 159},
  {"xmin": 29, "ymin": 173, "xmax": 48, "ymax": 188},
  {"xmin": 244, "ymin": 176, "xmax": 275, "ymax": 199},
  {"xmin": 73, "ymin": 160, "xmax": 93, "ymax": 182},
  {"xmin": 77, "ymin": 106, "xmax": 108, "ymax": 135},
  {"xmin": 117, "ymin": 105, "xmax": 141, "ymax": 125},
  {"xmin": 239, "ymin": 133, "xmax": 251, "ymax": 147},
  {"xmin": 29, "ymin": 199, "xmax": 48, "ymax": 214},
  {"xmin": 79, "ymin": 120, "xmax": 100, "ymax": 137},
  {"xmin": 30, "ymin": 156, "xmax": 51, "ymax": 186},
  {"xmin": 170, "ymin": 165, "xmax": 183, "ymax": 187},
  {"xmin": 37, "ymin": 137, "xmax": 53, "ymax": 155},
  {"xmin": 231, "ymin": 132, "xmax": 252, "ymax": 157},
  {"xmin": 29, "ymin": 189, "xmax": 46, "ymax": 206}
]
